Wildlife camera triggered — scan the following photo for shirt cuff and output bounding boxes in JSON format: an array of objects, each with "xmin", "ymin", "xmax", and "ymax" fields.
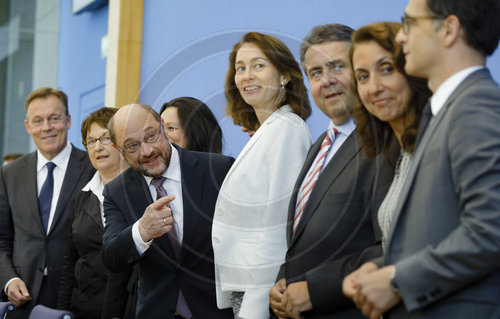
[
  {"xmin": 4, "ymin": 277, "xmax": 21, "ymax": 294},
  {"xmin": 132, "ymin": 221, "xmax": 152, "ymax": 255}
]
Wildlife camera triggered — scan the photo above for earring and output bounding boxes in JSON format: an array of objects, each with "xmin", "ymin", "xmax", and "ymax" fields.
[{"xmin": 281, "ymin": 80, "xmax": 287, "ymax": 90}]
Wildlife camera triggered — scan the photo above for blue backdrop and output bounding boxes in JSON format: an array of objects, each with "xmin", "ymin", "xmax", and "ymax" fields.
[{"xmin": 58, "ymin": 0, "xmax": 500, "ymax": 156}]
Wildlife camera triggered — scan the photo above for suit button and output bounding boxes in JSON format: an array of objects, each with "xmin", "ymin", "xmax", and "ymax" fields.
[
  {"xmin": 216, "ymin": 209, "xmax": 223, "ymax": 216},
  {"xmin": 213, "ymin": 236, "xmax": 220, "ymax": 243}
]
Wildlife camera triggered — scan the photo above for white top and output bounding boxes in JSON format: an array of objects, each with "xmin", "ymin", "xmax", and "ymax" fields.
[
  {"xmin": 132, "ymin": 144, "xmax": 183, "ymax": 254},
  {"xmin": 36, "ymin": 141, "xmax": 72, "ymax": 233},
  {"xmin": 212, "ymin": 105, "xmax": 312, "ymax": 319},
  {"xmin": 430, "ymin": 66, "xmax": 484, "ymax": 116},
  {"xmin": 82, "ymin": 171, "xmax": 105, "ymax": 226}
]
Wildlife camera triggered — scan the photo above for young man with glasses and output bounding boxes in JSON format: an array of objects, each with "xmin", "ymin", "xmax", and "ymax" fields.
[
  {"xmin": 0, "ymin": 87, "xmax": 94, "ymax": 318},
  {"xmin": 102, "ymin": 104, "xmax": 234, "ymax": 319},
  {"xmin": 343, "ymin": 0, "xmax": 500, "ymax": 318}
]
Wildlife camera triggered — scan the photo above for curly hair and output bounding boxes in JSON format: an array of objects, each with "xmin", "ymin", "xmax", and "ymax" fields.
[{"xmin": 350, "ymin": 22, "xmax": 431, "ymax": 159}]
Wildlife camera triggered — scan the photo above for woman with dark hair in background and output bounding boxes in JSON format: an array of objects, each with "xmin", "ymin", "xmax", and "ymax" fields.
[
  {"xmin": 212, "ymin": 32, "xmax": 312, "ymax": 319},
  {"xmin": 350, "ymin": 22, "xmax": 431, "ymax": 250},
  {"xmin": 57, "ymin": 107, "xmax": 134, "ymax": 319},
  {"xmin": 160, "ymin": 96, "xmax": 223, "ymax": 153}
]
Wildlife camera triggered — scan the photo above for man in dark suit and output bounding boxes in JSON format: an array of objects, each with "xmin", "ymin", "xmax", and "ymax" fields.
[
  {"xmin": 343, "ymin": 0, "xmax": 500, "ymax": 318},
  {"xmin": 0, "ymin": 87, "xmax": 94, "ymax": 318},
  {"xmin": 269, "ymin": 24, "xmax": 395, "ymax": 318},
  {"xmin": 101, "ymin": 104, "xmax": 234, "ymax": 319}
]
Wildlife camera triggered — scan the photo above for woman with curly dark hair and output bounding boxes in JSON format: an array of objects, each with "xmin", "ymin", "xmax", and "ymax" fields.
[{"xmin": 350, "ymin": 22, "xmax": 431, "ymax": 250}]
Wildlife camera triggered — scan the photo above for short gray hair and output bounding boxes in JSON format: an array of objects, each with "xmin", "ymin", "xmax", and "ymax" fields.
[{"xmin": 300, "ymin": 24, "xmax": 354, "ymax": 71}]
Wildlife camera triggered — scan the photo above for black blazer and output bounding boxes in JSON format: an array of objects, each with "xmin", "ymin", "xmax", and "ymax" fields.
[
  {"xmin": 57, "ymin": 190, "xmax": 134, "ymax": 319},
  {"xmin": 0, "ymin": 146, "xmax": 95, "ymax": 319},
  {"xmin": 278, "ymin": 130, "xmax": 395, "ymax": 318},
  {"xmin": 101, "ymin": 147, "xmax": 234, "ymax": 319}
]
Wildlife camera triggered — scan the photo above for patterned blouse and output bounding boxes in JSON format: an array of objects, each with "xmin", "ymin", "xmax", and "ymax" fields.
[{"xmin": 378, "ymin": 151, "xmax": 414, "ymax": 251}]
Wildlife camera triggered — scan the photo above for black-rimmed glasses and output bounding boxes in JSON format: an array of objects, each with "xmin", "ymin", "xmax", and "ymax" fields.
[
  {"xmin": 115, "ymin": 125, "xmax": 163, "ymax": 155},
  {"xmin": 83, "ymin": 134, "xmax": 111, "ymax": 148}
]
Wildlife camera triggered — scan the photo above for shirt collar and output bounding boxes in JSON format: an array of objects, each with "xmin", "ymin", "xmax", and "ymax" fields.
[
  {"xmin": 82, "ymin": 171, "xmax": 104, "ymax": 198},
  {"xmin": 143, "ymin": 143, "xmax": 181, "ymax": 186},
  {"xmin": 37, "ymin": 141, "xmax": 72, "ymax": 172},
  {"xmin": 430, "ymin": 66, "xmax": 484, "ymax": 116},
  {"xmin": 328, "ymin": 117, "xmax": 356, "ymax": 137}
]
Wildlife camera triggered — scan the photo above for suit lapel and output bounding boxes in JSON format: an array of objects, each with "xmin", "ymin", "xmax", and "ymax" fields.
[
  {"xmin": 177, "ymin": 147, "xmax": 202, "ymax": 262},
  {"xmin": 19, "ymin": 153, "xmax": 45, "ymax": 234},
  {"xmin": 123, "ymin": 168, "xmax": 153, "ymax": 223},
  {"xmin": 290, "ymin": 131, "xmax": 361, "ymax": 246},
  {"xmin": 286, "ymin": 134, "xmax": 324, "ymax": 245},
  {"xmin": 49, "ymin": 147, "xmax": 86, "ymax": 234},
  {"xmin": 385, "ymin": 70, "xmax": 488, "ymax": 254},
  {"xmin": 82, "ymin": 192, "xmax": 103, "ymax": 230}
]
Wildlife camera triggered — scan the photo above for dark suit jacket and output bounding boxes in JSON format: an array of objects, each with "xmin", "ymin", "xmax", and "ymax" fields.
[
  {"xmin": 384, "ymin": 69, "xmax": 500, "ymax": 318},
  {"xmin": 0, "ymin": 146, "xmax": 95, "ymax": 319},
  {"xmin": 278, "ymin": 130, "xmax": 395, "ymax": 318},
  {"xmin": 57, "ymin": 190, "xmax": 134, "ymax": 319},
  {"xmin": 101, "ymin": 147, "xmax": 234, "ymax": 319}
]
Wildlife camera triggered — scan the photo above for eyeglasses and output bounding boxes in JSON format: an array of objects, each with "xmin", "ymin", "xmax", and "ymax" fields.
[
  {"xmin": 401, "ymin": 13, "xmax": 446, "ymax": 33},
  {"xmin": 83, "ymin": 134, "xmax": 112, "ymax": 148},
  {"xmin": 115, "ymin": 125, "xmax": 163, "ymax": 155}
]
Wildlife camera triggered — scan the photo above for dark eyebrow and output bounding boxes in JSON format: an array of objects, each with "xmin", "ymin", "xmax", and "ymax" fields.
[
  {"xmin": 87, "ymin": 132, "xmax": 109, "ymax": 140},
  {"xmin": 377, "ymin": 56, "xmax": 393, "ymax": 64},
  {"xmin": 354, "ymin": 56, "xmax": 393, "ymax": 73}
]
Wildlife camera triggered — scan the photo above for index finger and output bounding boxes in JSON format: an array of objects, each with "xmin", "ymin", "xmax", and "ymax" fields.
[{"xmin": 152, "ymin": 194, "xmax": 175, "ymax": 208}]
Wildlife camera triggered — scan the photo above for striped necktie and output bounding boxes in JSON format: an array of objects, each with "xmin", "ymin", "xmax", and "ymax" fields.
[{"xmin": 293, "ymin": 128, "xmax": 338, "ymax": 236}]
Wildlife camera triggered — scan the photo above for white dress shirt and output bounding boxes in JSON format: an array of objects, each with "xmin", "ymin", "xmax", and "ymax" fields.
[
  {"xmin": 430, "ymin": 66, "xmax": 484, "ymax": 115},
  {"xmin": 36, "ymin": 142, "xmax": 72, "ymax": 233},
  {"xmin": 320, "ymin": 117, "xmax": 356, "ymax": 173},
  {"xmin": 132, "ymin": 144, "xmax": 183, "ymax": 254}
]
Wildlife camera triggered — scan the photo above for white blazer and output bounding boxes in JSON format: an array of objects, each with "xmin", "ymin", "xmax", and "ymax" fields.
[{"xmin": 212, "ymin": 105, "xmax": 312, "ymax": 319}]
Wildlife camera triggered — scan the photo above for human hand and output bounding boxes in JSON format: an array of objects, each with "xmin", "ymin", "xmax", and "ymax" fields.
[
  {"xmin": 138, "ymin": 194, "xmax": 175, "ymax": 242},
  {"xmin": 281, "ymin": 281, "xmax": 311, "ymax": 318},
  {"xmin": 269, "ymin": 278, "xmax": 290, "ymax": 318},
  {"xmin": 354, "ymin": 265, "xmax": 401, "ymax": 319},
  {"xmin": 7, "ymin": 278, "xmax": 31, "ymax": 307},
  {"xmin": 343, "ymin": 261, "xmax": 379, "ymax": 299}
]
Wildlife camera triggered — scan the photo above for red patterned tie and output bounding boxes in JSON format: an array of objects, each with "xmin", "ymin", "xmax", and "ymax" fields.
[
  {"xmin": 293, "ymin": 128, "xmax": 338, "ymax": 236},
  {"xmin": 151, "ymin": 177, "xmax": 192, "ymax": 318}
]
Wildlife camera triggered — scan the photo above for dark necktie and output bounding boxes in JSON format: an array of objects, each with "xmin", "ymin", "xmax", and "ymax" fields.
[
  {"xmin": 39, "ymin": 162, "xmax": 56, "ymax": 233},
  {"xmin": 415, "ymin": 102, "xmax": 433, "ymax": 147},
  {"xmin": 151, "ymin": 177, "xmax": 192, "ymax": 319}
]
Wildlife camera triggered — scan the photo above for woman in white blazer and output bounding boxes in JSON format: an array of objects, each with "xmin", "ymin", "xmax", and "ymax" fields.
[{"xmin": 212, "ymin": 32, "xmax": 312, "ymax": 319}]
